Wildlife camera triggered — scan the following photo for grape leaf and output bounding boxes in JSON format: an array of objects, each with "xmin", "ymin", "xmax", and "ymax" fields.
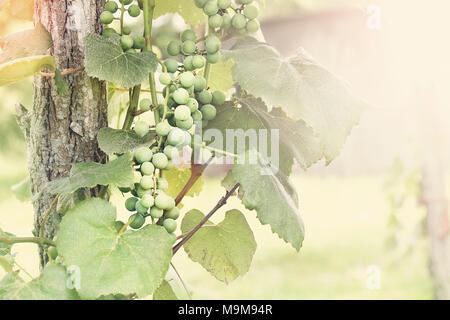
[
  {"xmin": 0, "ymin": 23, "xmax": 52, "ymax": 65},
  {"xmin": 153, "ymin": 280, "xmax": 178, "ymax": 300},
  {"xmin": 11, "ymin": 177, "xmax": 31, "ymax": 202},
  {"xmin": 154, "ymin": 0, "xmax": 205, "ymax": 26},
  {"xmin": 56, "ymin": 198, "xmax": 174, "ymax": 299},
  {"xmin": 0, "ymin": 229, "xmax": 13, "ymax": 256},
  {"xmin": 228, "ymin": 149, "xmax": 305, "ymax": 251},
  {"xmin": 181, "ymin": 209, "xmax": 257, "ymax": 283},
  {"xmin": 97, "ymin": 127, "xmax": 156, "ymax": 155},
  {"xmin": 0, "ymin": 265, "xmax": 79, "ymax": 300},
  {"xmin": 44, "ymin": 154, "xmax": 134, "ymax": 195},
  {"xmin": 164, "ymin": 168, "xmax": 204, "ymax": 199},
  {"xmin": 201, "ymin": 58, "xmax": 234, "ymax": 92},
  {"xmin": 0, "ymin": 55, "xmax": 55, "ymax": 86},
  {"xmin": 84, "ymin": 33, "xmax": 158, "ymax": 88},
  {"xmin": 223, "ymin": 37, "xmax": 363, "ymax": 163},
  {"xmin": 0, "ymin": 256, "xmax": 13, "ymax": 273},
  {"xmin": 207, "ymin": 89, "xmax": 322, "ymax": 174}
]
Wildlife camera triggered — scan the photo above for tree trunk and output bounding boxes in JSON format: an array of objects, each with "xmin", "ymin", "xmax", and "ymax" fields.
[{"xmin": 16, "ymin": 0, "xmax": 107, "ymax": 267}]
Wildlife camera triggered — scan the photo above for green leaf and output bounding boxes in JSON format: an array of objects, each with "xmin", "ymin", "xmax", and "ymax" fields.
[
  {"xmin": 0, "ymin": 228, "xmax": 14, "ymax": 256},
  {"xmin": 56, "ymin": 198, "xmax": 174, "ymax": 299},
  {"xmin": 207, "ymin": 89, "xmax": 322, "ymax": 174},
  {"xmin": 229, "ymin": 149, "xmax": 304, "ymax": 251},
  {"xmin": 164, "ymin": 168, "xmax": 204, "ymax": 199},
  {"xmin": 11, "ymin": 177, "xmax": 31, "ymax": 202},
  {"xmin": 54, "ymin": 69, "xmax": 69, "ymax": 95},
  {"xmin": 97, "ymin": 127, "xmax": 156, "ymax": 155},
  {"xmin": 0, "ymin": 55, "xmax": 55, "ymax": 86},
  {"xmin": 154, "ymin": 0, "xmax": 206, "ymax": 26},
  {"xmin": 0, "ymin": 265, "xmax": 79, "ymax": 300},
  {"xmin": 201, "ymin": 58, "xmax": 234, "ymax": 92},
  {"xmin": 84, "ymin": 33, "xmax": 158, "ymax": 88},
  {"xmin": 44, "ymin": 154, "xmax": 134, "ymax": 195},
  {"xmin": 153, "ymin": 280, "xmax": 178, "ymax": 300},
  {"xmin": 181, "ymin": 209, "xmax": 257, "ymax": 283},
  {"xmin": 0, "ymin": 256, "xmax": 13, "ymax": 273},
  {"xmin": 223, "ymin": 37, "xmax": 363, "ymax": 163}
]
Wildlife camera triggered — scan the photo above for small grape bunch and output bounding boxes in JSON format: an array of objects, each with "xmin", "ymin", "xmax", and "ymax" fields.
[
  {"xmin": 100, "ymin": 0, "xmax": 146, "ymax": 53},
  {"xmin": 195, "ymin": 0, "xmax": 260, "ymax": 36}
]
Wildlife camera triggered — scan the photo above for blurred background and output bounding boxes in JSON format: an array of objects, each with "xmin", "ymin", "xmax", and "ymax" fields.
[{"xmin": 2, "ymin": 0, "xmax": 450, "ymax": 299}]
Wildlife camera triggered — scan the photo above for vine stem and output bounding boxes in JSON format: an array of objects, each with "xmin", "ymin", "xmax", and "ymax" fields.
[
  {"xmin": 39, "ymin": 194, "xmax": 60, "ymax": 239},
  {"xmin": 172, "ymin": 183, "xmax": 240, "ymax": 255},
  {"xmin": 40, "ymin": 67, "xmax": 85, "ymax": 77},
  {"xmin": 0, "ymin": 237, "xmax": 56, "ymax": 247},
  {"xmin": 170, "ymin": 262, "xmax": 192, "ymax": 300}
]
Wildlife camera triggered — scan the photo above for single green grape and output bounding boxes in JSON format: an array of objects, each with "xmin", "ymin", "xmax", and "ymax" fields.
[
  {"xmin": 174, "ymin": 105, "xmax": 191, "ymax": 121},
  {"xmin": 209, "ymin": 14, "xmax": 223, "ymax": 29},
  {"xmin": 222, "ymin": 13, "xmax": 232, "ymax": 30},
  {"xmin": 135, "ymin": 201, "xmax": 149, "ymax": 215},
  {"xmin": 159, "ymin": 73, "xmax": 172, "ymax": 86},
  {"xmin": 165, "ymin": 59, "xmax": 179, "ymax": 73},
  {"xmin": 128, "ymin": 4, "xmax": 141, "ymax": 17},
  {"xmin": 165, "ymin": 207, "xmax": 180, "ymax": 220},
  {"xmin": 120, "ymin": 35, "xmax": 134, "ymax": 50},
  {"xmin": 212, "ymin": 90, "xmax": 226, "ymax": 106},
  {"xmin": 132, "ymin": 35, "xmax": 145, "ymax": 49},
  {"xmin": 176, "ymin": 117, "xmax": 194, "ymax": 131},
  {"xmin": 194, "ymin": 75, "xmax": 207, "ymax": 92},
  {"xmin": 246, "ymin": 19, "xmax": 260, "ymax": 33},
  {"xmin": 192, "ymin": 55, "xmax": 205, "ymax": 69},
  {"xmin": 134, "ymin": 147, "xmax": 153, "ymax": 164},
  {"xmin": 180, "ymin": 72, "xmax": 195, "ymax": 88},
  {"xmin": 125, "ymin": 197, "xmax": 139, "ymax": 212},
  {"xmin": 136, "ymin": 185, "xmax": 151, "ymax": 198},
  {"xmin": 200, "ymin": 104, "xmax": 217, "ymax": 121},
  {"xmin": 103, "ymin": 27, "xmax": 116, "ymax": 38},
  {"xmin": 167, "ymin": 128, "xmax": 185, "ymax": 146},
  {"xmin": 192, "ymin": 110, "xmax": 203, "ymax": 121},
  {"xmin": 163, "ymin": 219, "xmax": 177, "ymax": 233},
  {"xmin": 218, "ymin": 0, "xmax": 231, "ymax": 9},
  {"xmin": 232, "ymin": 13, "xmax": 247, "ymax": 30},
  {"xmin": 134, "ymin": 120, "xmax": 149, "ymax": 137},
  {"xmin": 183, "ymin": 55, "xmax": 195, "ymax": 71},
  {"xmin": 141, "ymin": 194, "xmax": 155, "ymax": 208},
  {"xmin": 139, "ymin": 98, "xmax": 151, "ymax": 112},
  {"xmin": 182, "ymin": 40, "xmax": 196, "ymax": 55},
  {"xmin": 118, "ymin": 186, "xmax": 131, "ymax": 193},
  {"xmin": 205, "ymin": 35, "xmax": 221, "ymax": 54},
  {"xmin": 100, "ymin": 11, "xmax": 114, "ymax": 25},
  {"xmin": 180, "ymin": 131, "xmax": 192, "ymax": 149},
  {"xmin": 243, "ymin": 5, "xmax": 259, "ymax": 20},
  {"xmin": 140, "ymin": 161, "xmax": 155, "ymax": 176},
  {"xmin": 167, "ymin": 41, "xmax": 182, "ymax": 56},
  {"xmin": 181, "ymin": 29, "xmax": 197, "ymax": 42},
  {"xmin": 206, "ymin": 52, "xmax": 220, "ymax": 64},
  {"xmin": 121, "ymin": 0, "xmax": 133, "ymax": 5},
  {"xmin": 105, "ymin": 1, "xmax": 119, "ymax": 13},
  {"xmin": 150, "ymin": 207, "xmax": 164, "ymax": 219},
  {"xmin": 197, "ymin": 90, "xmax": 213, "ymax": 104},
  {"xmin": 158, "ymin": 178, "xmax": 169, "ymax": 192},
  {"xmin": 187, "ymin": 98, "xmax": 199, "ymax": 113},
  {"xmin": 194, "ymin": 0, "xmax": 209, "ymax": 8},
  {"xmin": 155, "ymin": 193, "xmax": 175, "ymax": 210},
  {"xmin": 155, "ymin": 121, "xmax": 172, "ymax": 137},
  {"xmin": 122, "ymin": 25, "xmax": 132, "ymax": 35},
  {"xmin": 203, "ymin": 0, "xmax": 219, "ymax": 16},
  {"xmin": 140, "ymin": 176, "xmax": 154, "ymax": 190},
  {"xmin": 129, "ymin": 213, "xmax": 145, "ymax": 230},
  {"xmin": 164, "ymin": 145, "xmax": 178, "ymax": 160},
  {"xmin": 173, "ymin": 88, "xmax": 190, "ymax": 105},
  {"xmin": 152, "ymin": 153, "xmax": 169, "ymax": 169}
]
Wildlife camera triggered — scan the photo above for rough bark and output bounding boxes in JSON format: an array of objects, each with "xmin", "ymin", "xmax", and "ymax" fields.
[{"xmin": 17, "ymin": 0, "xmax": 107, "ymax": 267}]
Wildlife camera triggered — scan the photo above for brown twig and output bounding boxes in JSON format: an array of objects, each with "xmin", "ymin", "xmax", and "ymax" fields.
[
  {"xmin": 40, "ymin": 67, "xmax": 85, "ymax": 77},
  {"xmin": 172, "ymin": 182, "xmax": 240, "ymax": 255}
]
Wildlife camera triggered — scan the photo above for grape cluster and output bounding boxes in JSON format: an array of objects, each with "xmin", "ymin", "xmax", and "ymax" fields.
[
  {"xmin": 195, "ymin": 0, "xmax": 260, "ymax": 35},
  {"xmin": 100, "ymin": 0, "xmax": 146, "ymax": 52}
]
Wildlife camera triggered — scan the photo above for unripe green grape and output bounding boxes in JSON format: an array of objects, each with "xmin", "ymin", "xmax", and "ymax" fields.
[
  {"xmin": 183, "ymin": 55, "xmax": 195, "ymax": 71},
  {"xmin": 237, "ymin": 0, "xmax": 253, "ymax": 4},
  {"xmin": 179, "ymin": 130, "xmax": 192, "ymax": 149},
  {"xmin": 203, "ymin": 0, "xmax": 219, "ymax": 16},
  {"xmin": 119, "ymin": 186, "xmax": 131, "ymax": 193},
  {"xmin": 197, "ymin": 90, "xmax": 213, "ymax": 104},
  {"xmin": 174, "ymin": 105, "xmax": 191, "ymax": 121},
  {"xmin": 135, "ymin": 201, "xmax": 149, "ymax": 215},
  {"xmin": 222, "ymin": 13, "xmax": 232, "ymax": 29},
  {"xmin": 206, "ymin": 52, "xmax": 220, "ymax": 64},
  {"xmin": 187, "ymin": 98, "xmax": 199, "ymax": 112},
  {"xmin": 246, "ymin": 19, "xmax": 260, "ymax": 33},
  {"xmin": 176, "ymin": 117, "xmax": 194, "ymax": 131},
  {"xmin": 164, "ymin": 145, "xmax": 178, "ymax": 160},
  {"xmin": 134, "ymin": 120, "xmax": 149, "ymax": 137},
  {"xmin": 103, "ymin": 27, "xmax": 116, "ymax": 38},
  {"xmin": 167, "ymin": 127, "xmax": 185, "ymax": 146},
  {"xmin": 155, "ymin": 193, "xmax": 175, "ymax": 210},
  {"xmin": 134, "ymin": 147, "xmax": 153, "ymax": 164},
  {"xmin": 120, "ymin": 35, "xmax": 134, "ymax": 50},
  {"xmin": 192, "ymin": 55, "xmax": 205, "ymax": 69},
  {"xmin": 244, "ymin": 5, "xmax": 258, "ymax": 20},
  {"xmin": 100, "ymin": 11, "xmax": 114, "ymax": 25},
  {"xmin": 194, "ymin": 0, "xmax": 209, "ymax": 8},
  {"xmin": 141, "ymin": 194, "xmax": 155, "ymax": 208},
  {"xmin": 150, "ymin": 207, "xmax": 164, "ymax": 219},
  {"xmin": 139, "ymin": 98, "xmax": 151, "ymax": 111},
  {"xmin": 129, "ymin": 213, "xmax": 145, "ymax": 229},
  {"xmin": 165, "ymin": 207, "xmax": 180, "ymax": 220},
  {"xmin": 218, "ymin": 0, "xmax": 231, "ymax": 9},
  {"xmin": 105, "ymin": 1, "xmax": 119, "ymax": 13},
  {"xmin": 121, "ymin": 0, "xmax": 133, "ymax": 5},
  {"xmin": 200, "ymin": 104, "xmax": 217, "ymax": 120},
  {"xmin": 163, "ymin": 219, "xmax": 177, "ymax": 233},
  {"xmin": 140, "ymin": 176, "xmax": 154, "ymax": 190},
  {"xmin": 131, "ymin": 36, "xmax": 144, "ymax": 49},
  {"xmin": 158, "ymin": 178, "xmax": 169, "ymax": 192},
  {"xmin": 114, "ymin": 221, "xmax": 125, "ymax": 233},
  {"xmin": 125, "ymin": 197, "xmax": 139, "ymax": 212},
  {"xmin": 232, "ymin": 13, "xmax": 247, "ymax": 30},
  {"xmin": 159, "ymin": 73, "xmax": 172, "ymax": 86},
  {"xmin": 179, "ymin": 72, "xmax": 195, "ymax": 88},
  {"xmin": 209, "ymin": 14, "xmax": 223, "ymax": 29},
  {"xmin": 164, "ymin": 59, "xmax": 179, "ymax": 73},
  {"xmin": 173, "ymin": 88, "xmax": 190, "ymax": 105},
  {"xmin": 181, "ymin": 29, "xmax": 197, "ymax": 42},
  {"xmin": 192, "ymin": 110, "xmax": 203, "ymax": 121},
  {"xmin": 152, "ymin": 152, "xmax": 169, "ymax": 169},
  {"xmin": 155, "ymin": 121, "xmax": 171, "ymax": 137},
  {"xmin": 136, "ymin": 185, "xmax": 151, "ymax": 198},
  {"xmin": 194, "ymin": 75, "xmax": 207, "ymax": 92},
  {"xmin": 128, "ymin": 4, "xmax": 141, "ymax": 17},
  {"xmin": 140, "ymin": 161, "xmax": 155, "ymax": 175},
  {"xmin": 205, "ymin": 35, "xmax": 221, "ymax": 54},
  {"xmin": 122, "ymin": 25, "xmax": 132, "ymax": 35},
  {"xmin": 167, "ymin": 40, "xmax": 181, "ymax": 56},
  {"xmin": 212, "ymin": 90, "xmax": 226, "ymax": 106},
  {"xmin": 182, "ymin": 40, "xmax": 196, "ymax": 55}
]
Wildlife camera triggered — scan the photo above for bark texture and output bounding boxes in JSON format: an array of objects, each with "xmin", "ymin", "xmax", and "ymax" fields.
[{"xmin": 17, "ymin": 0, "xmax": 107, "ymax": 267}]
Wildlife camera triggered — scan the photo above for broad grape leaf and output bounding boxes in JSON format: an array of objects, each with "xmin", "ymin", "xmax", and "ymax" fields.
[
  {"xmin": 223, "ymin": 37, "xmax": 363, "ymax": 163},
  {"xmin": 229, "ymin": 149, "xmax": 304, "ymax": 251},
  {"xmin": 44, "ymin": 154, "xmax": 134, "ymax": 195},
  {"xmin": 0, "ymin": 265, "xmax": 79, "ymax": 300},
  {"xmin": 181, "ymin": 209, "xmax": 257, "ymax": 283},
  {"xmin": 201, "ymin": 58, "xmax": 234, "ymax": 92},
  {"xmin": 153, "ymin": 280, "xmax": 178, "ymax": 300},
  {"xmin": 57, "ymin": 198, "xmax": 174, "ymax": 299},
  {"xmin": 84, "ymin": 33, "xmax": 158, "ymax": 88},
  {"xmin": 164, "ymin": 168, "xmax": 204, "ymax": 199},
  {"xmin": 0, "ymin": 23, "xmax": 52, "ymax": 64},
  {"xmin": 11, "ymin": 177, "xmax": 31, "ymax": 202},
  {"xmin": 97, "ymin": 127, "xmax": 156, "ymax": 155},
  {"xmin": 154, "ymin": 0, "xmax": 205, "ymax": 26},
  {"xmin": 0, "ymin": 255, "xmax": 13, "ymax": 272},
  {"xmin": 207, "ymin": 89, "xmax": 322, "ymax": 174},
  {"xmin": 0, "ymin": 55, "xmax": 55, "ymax": 86}
]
